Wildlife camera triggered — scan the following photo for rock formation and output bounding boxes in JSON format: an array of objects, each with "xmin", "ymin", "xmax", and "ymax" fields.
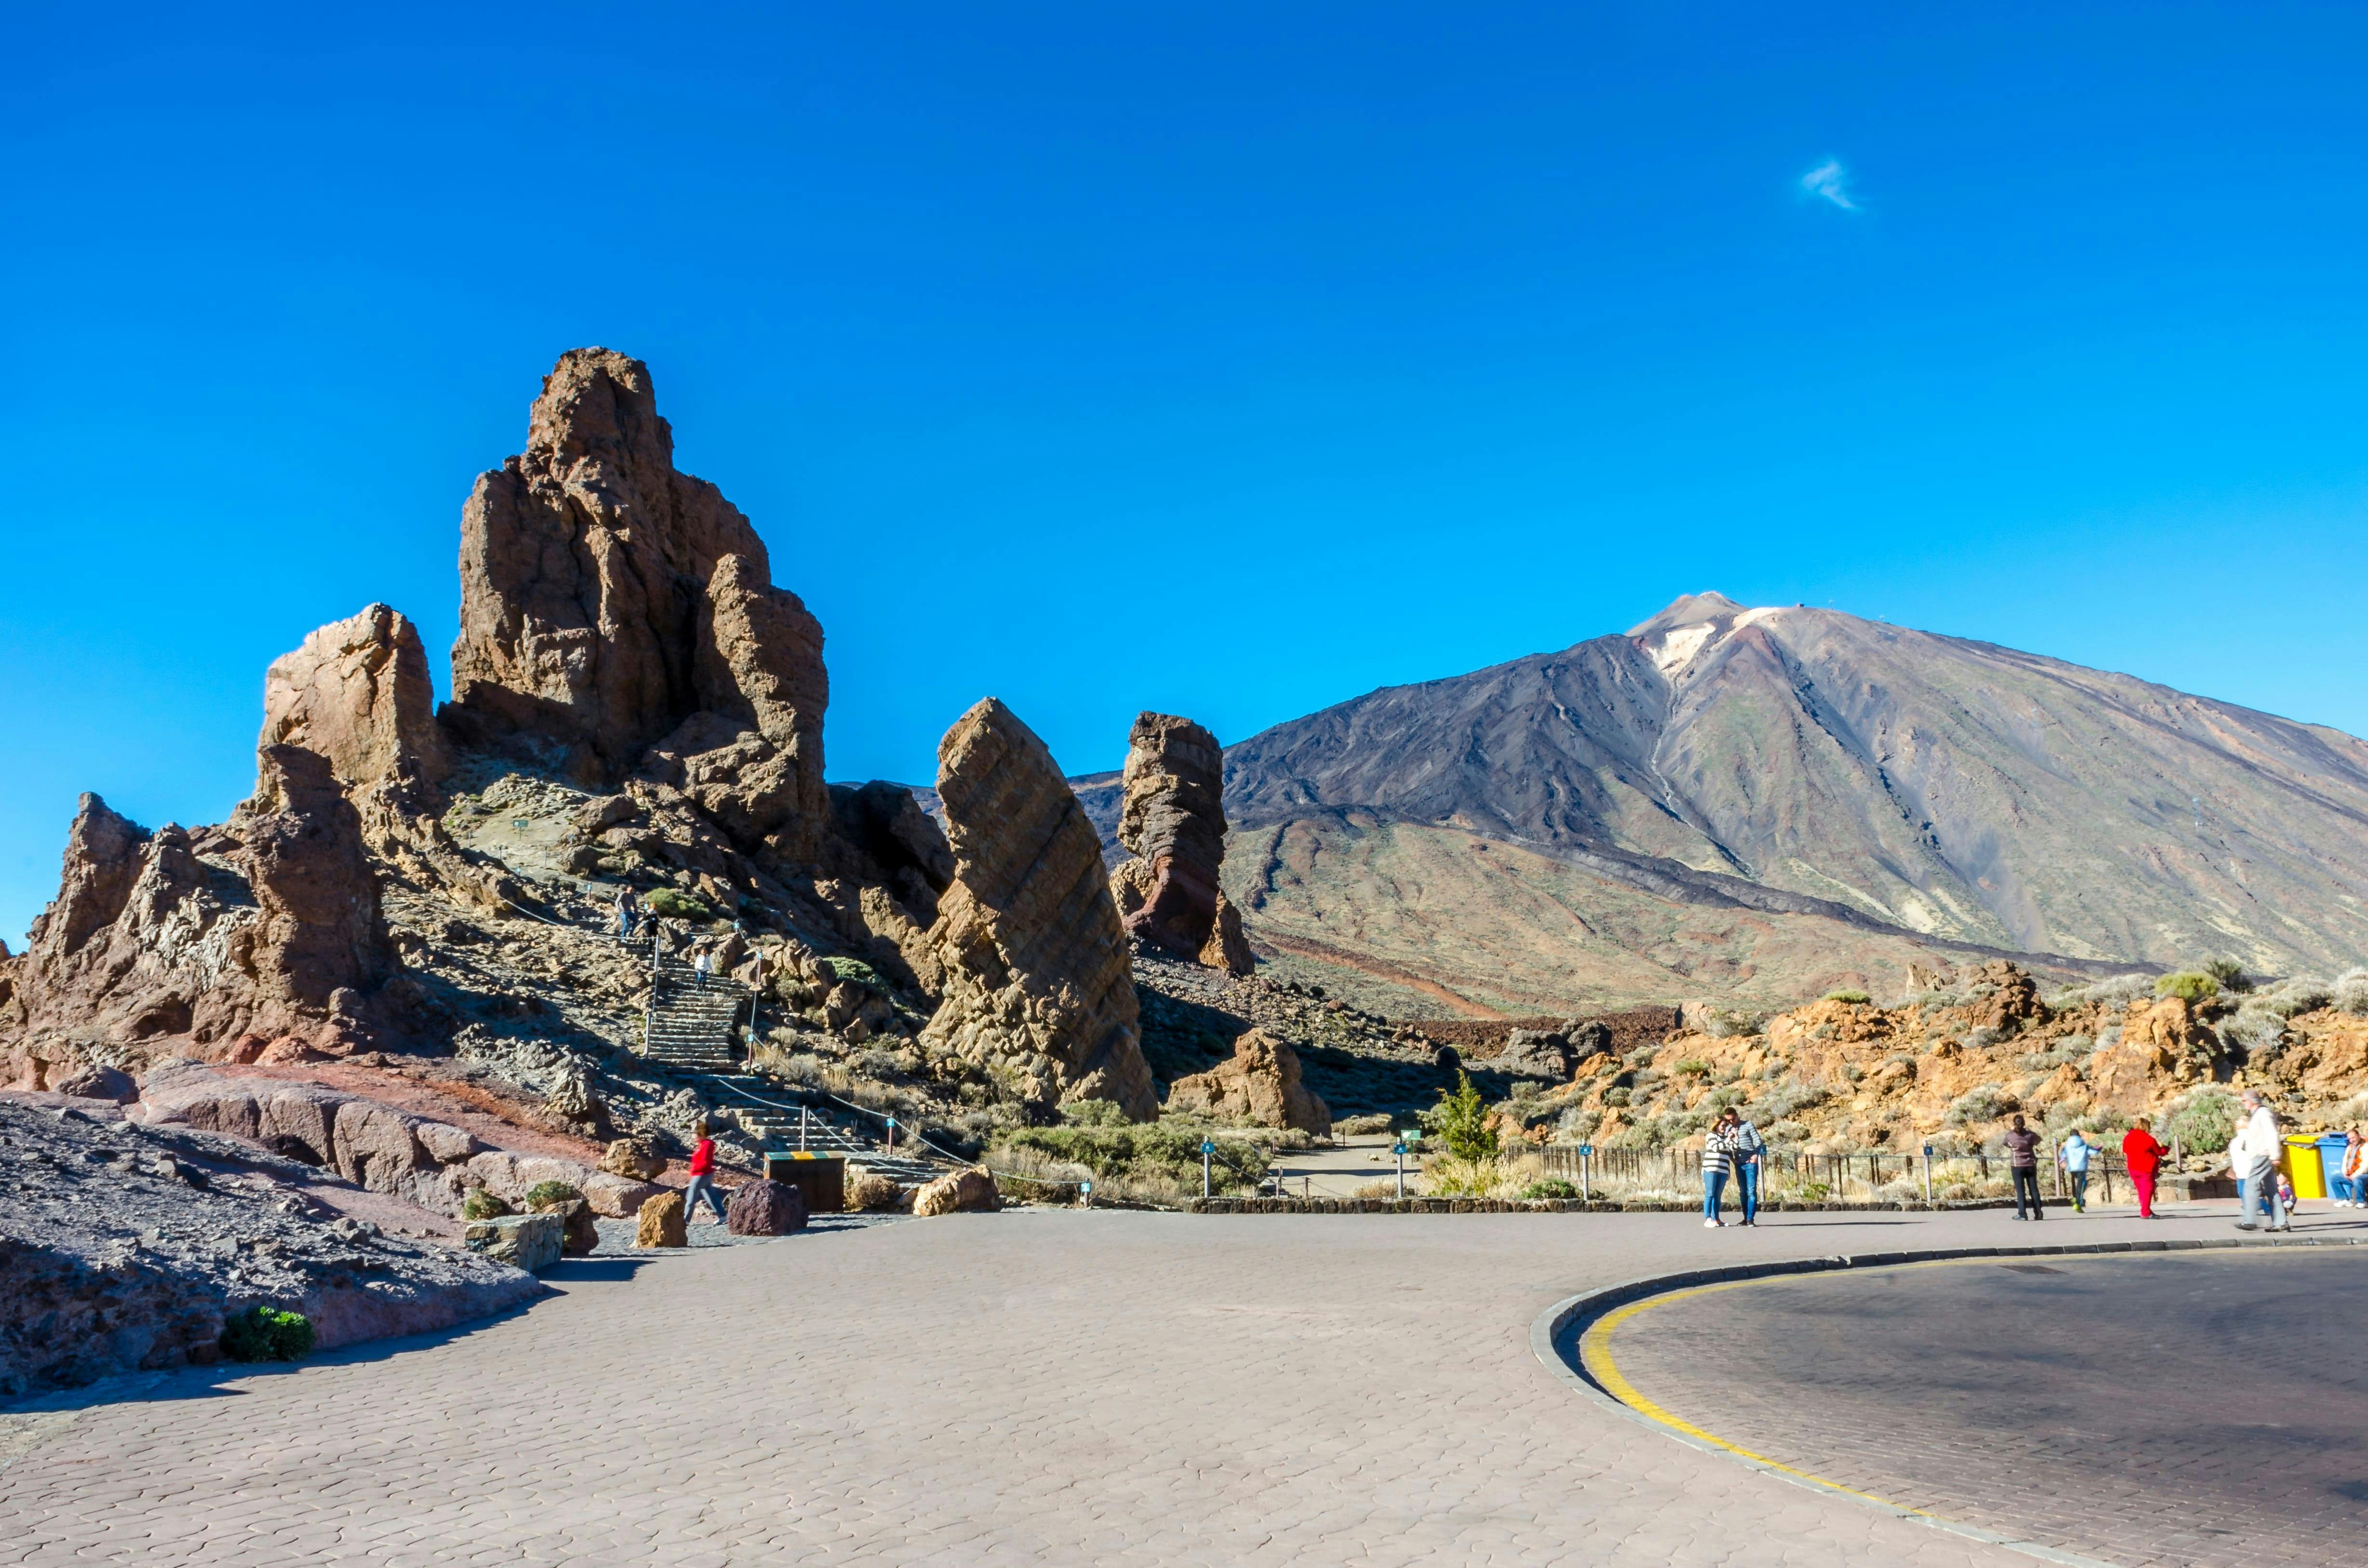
[
  {"xmin": 918, "ymin": 699, "xmax": 1157, "ymax": 1121},
  {"xmin": 1, "ymin": 744, "xmax": 398, "ymax": 1086},
  {"xmin": 1164, "ymin": 1029, "xmax": 1332, "ymax": 1135},
  {"xmin": 260, "ymin": 604, "xmax": 451, "ymax": 804},
  {"xmin": 442, "ymin": 348, "xmax": 831, "ymax": 861},
  {"xmin": 724, "ymin": 1178, "xmax": 808, "ymax": 1236},
  {"xmin": 1106, "ymin": 714, "xmax": 1254, "ymax": 975},
  {"xmin": 911, "ymin": 1166, "xmax": 1002, "ymax": 1217}
]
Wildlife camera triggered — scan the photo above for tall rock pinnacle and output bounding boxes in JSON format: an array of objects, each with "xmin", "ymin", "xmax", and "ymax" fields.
[{"xmin": 443, "ymin": 349, "xmax": 829, "ymax": 854}]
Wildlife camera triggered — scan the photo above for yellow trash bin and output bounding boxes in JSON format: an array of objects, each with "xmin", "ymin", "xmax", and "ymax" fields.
[{"xmin": 2283, "ymin": 1134, "xmax": 2326, "ymax": 1200}]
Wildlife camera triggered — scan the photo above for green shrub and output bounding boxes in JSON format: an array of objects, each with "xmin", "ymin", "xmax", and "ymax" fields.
[
  {"xmin": 817, "ymin": 954, "xmax": 887, "ymax": 991},
  {"xmin": 1943, "ymin": 1085, "xmax": 2013, "ymax": 1127},
  {"xmin": 1518, "ymin": 1178, "xmax": 1579, "ymax": 1201},
  {"xmin": 643, "ymin": 888, "xmax": 715, "ymax": 922},
  {"xmin": 2158, "ymin": 1088, "xmax": 2240, "ymax": 1154},
  {"xmin": 221, "ymin": 1306, "xmax": 314, "ymax": 1362},
  {"xmin": 2154, "ymin": 970, "xmax": 2220, "ymax": 1004},
  {"xmin": 523, "ymin": 1181, "xmax": 580, "ymax": 1211},
  {"xmin": 1672, "ymin": 1058, "xmax": 1712, "ymax": 1077},
  {"xmin": 462, "ymin": 1188, "xmax": 513, "ymax": 1221},
  {"xmin": 1823, "ymin": 989, "xmax": 1871, "ymax": 1005},
  {"xmin": 1058, "ymin": 1099, "xmax": 1126, "ymax": 1127},
  {"xmin": 1425, "ymin": 1070, "xmax": 1498, "ymax": 1160},
  {"xmin": 2202, "ymin": 958, "xmax": 2250, "ymax": 993}
]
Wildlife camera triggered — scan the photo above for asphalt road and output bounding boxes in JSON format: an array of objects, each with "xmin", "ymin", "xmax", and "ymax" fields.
[{"xmin": 1587, "ymin": 1247, "xmax": 2368, "ymax": 1568}]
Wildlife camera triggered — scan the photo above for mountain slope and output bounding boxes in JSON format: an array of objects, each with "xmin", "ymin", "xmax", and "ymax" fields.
[{"xmin": 1213, "ymin": 593, "xmax": 2368, "ymax": 1010}]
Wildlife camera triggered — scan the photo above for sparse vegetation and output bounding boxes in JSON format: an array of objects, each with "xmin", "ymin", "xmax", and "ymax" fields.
[
  {"xmin": 221, "ymin": 1307, "xmax": 314, "ymax": 1363},
  {"xmin": 1518, "ymin": 1177, "xmax": 1579, "ymax": 1201},
  {"xmin": 1425, "ymin": 1070, "xmax": 1498, "ymax": 1160},
  {"xmin": 2158, "ymin": 1088, "xmax": 2240, "ymax": 1154},
  {"xmin": 1672, "ymin": 1058, "xmax": 1712, "ymax": 1078},
  {"xmin": 1822, "ymin": 989, "xmax": 1871, "ymax": 1005},
  {"xmin": 523, "ymin": 1181, "xmax": 580, "ymax": 1210},
  {"xmin": 462, "ymin": 1188, "xmax": 513, "ymax": 1221},
  {"xmin": 642, "ymin": 888, "xmax": 715, "ymax": 923},
  {"xmin": 992, "ymin": 1119, "xmax": 1269, "ymax": 1202},
  {"xmin": 1943, "ymin": 1085, "xmax": 2014, "ymax": 1127},
  {"xmin": 2154, "ymin": 970, "xmax": 2220, "ymax": 1004}
]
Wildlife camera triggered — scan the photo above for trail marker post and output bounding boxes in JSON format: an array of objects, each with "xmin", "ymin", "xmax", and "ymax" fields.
[
  {"xmin": 885, "ymin": 1116, "xmax": 896, "ymax": 1157},
  {"xmin": 1579, "ymin": 1143, "xmax": 1593, "ymax": 1203},
  {"xmin": 1080, "ymin": 1179, "xmax": 1092, "ymax": 1209},
  {"xmin": 1392, "ymin": 1138, "xmax": 1406, "ymax": 1200},
  {"xmin": 1922, "ymin": 1143, "xmax": 1934, "ymax": 1204},
  {"xmin": 1202, "ymin": 1139, "xmax": 1215, "ymax": 1199}
]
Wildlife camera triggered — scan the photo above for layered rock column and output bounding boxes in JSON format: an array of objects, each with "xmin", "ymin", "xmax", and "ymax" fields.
[
  {"xmin": 918, "ymin": 699, "xmax": 1157, "ymax": 1121},
  {"xmin": 1107, "ymin": 713, "xmax": 1254, "ymax": 975}
]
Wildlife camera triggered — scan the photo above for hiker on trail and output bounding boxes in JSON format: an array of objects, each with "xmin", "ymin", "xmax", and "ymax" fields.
[
  {"xmin": 2004, "ymin": 1115, "xmax": 2045, "ymax": 1220},
  {"xmin": 2122, "ymin": 1116, "xmax": 2167, "ymax": 1219},
  {"xmin": 2058, "ymin": 1128, "xmax": 2094, "ymax": 1213},
  {"xmin": 1720, "ymin": 1107, "xmax": 1766, "ymax": 1227},
  {"xmin": 682, "ymin": 1119, "xmax": 728, "ymax": 1226},
  {"xmin": 693, "ymin": 948, "xmax": 714, "ymax": 992},
  {"xmin": 2339, "ymin": 1129, "xmax": 2366, "ymax": 1208},
  {"xmin": 1701, "ymin": 1118, "xmax": 1738, "ymax": 1228},
  {"xmin": 2231, "ymin": 1090, "xmax": 2289, "ymax": 1232},
  {"xmin": 614, "ymin": 886, "xmax": 641, "ymax": 943}
]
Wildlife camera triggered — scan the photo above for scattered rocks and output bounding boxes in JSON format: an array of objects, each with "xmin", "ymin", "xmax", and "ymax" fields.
[
  {"xmin": 539, "ymin": 1196, "xmax": 600, "ymax": 1256},
  {"xmin": 0, "ymin": 1096, "xmax": 539, "ymax": 1397},
  {"xmin": 1496, "ymin": 1029, "xmax": 1574, "ymax": 1081},
  {"xmin": 918, "ymin": 699, "xmax": 1157, "ymax": 1120},
  {"xmin": 50, "ymin": 1063, "xmax": 136, "ymax": 1104},
  {"xmin": 1164, "ymin": 1029, "xmax": 1332, "ymax": 1135},
  {"xmin": 723, "ymin": 1178, "xmax": 807, "ymax": 1236},
  {"xmin": 635, "ymin": 1189, "xmax": 687, "ymax": 1248},
  {"xmin": 912, "ymin": 1166, "xmax": 1002, "ymax": 1218},
  {"xmin": 600, "ymin": 1137, "xmax": 667, "ymax": 1180}
]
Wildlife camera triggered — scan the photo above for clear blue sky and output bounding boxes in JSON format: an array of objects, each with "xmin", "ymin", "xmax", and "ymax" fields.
[{"xmin": 5, "ymin": 1, "xmax": 2367, "ymax": 944}]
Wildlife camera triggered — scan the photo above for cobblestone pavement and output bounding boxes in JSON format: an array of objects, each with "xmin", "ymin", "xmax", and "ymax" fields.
[
  {"xmin": 0, "ymin": 1202, "xmax": 2346, "ymax": 1566},
  {"xmin": 1590, "ymin": 1242, "xmax": 2368, "ymax": 1568}
]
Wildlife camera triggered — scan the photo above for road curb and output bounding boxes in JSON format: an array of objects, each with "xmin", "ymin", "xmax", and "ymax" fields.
[{"xmin": 1528, "ymin": 1233, "xmax": 2366, "ymax": 1568}]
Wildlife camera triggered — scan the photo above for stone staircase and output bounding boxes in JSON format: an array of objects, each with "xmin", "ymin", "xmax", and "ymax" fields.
[{"xmin": 641, "ymin": 955, "xmax": 749, "ymax": 1071}]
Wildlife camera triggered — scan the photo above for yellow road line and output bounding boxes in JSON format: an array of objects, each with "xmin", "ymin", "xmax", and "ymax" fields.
[{"xmin": 1579, "ymin": 1276, "xmax": 1932, "ymax": 1514}]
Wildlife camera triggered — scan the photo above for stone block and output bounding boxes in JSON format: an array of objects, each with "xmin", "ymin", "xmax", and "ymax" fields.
[{"xmin": 464, "ymin": 1213, "xmax": 562, "ymax": 1272}]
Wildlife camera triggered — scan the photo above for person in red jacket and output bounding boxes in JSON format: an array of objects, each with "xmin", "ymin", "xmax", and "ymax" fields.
[
  {"xmin": 2122, "ymin": 1116, "xmax": 2167, "ymax": 1219},
  {"xmin": 683, "ymin": 1120, "xmax": 728, "ymax": 1227}
]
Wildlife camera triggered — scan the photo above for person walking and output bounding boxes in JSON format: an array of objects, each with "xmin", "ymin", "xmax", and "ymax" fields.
[
  {"xmin": 2004, "ymin": 1115, "xmax": 2046, "ymax": 1220},
  {"xmin": 1719, "ymin": 1107, "xmax": 1766, "ymax": 1226},
  {"xmin": 693, "ymin": 947, "xmax": 714, "ymax": 993},
  {"xmin": 2058, "ymin": 1128, "xmax": 2094, "ymax": 1214},
  {"xmin": 2122, "ymin": 1116, "xmax": 2167, "ymax": 1219},
  {"xmin": 1701, "ymin": 1119, "xmax": 1737, "ymax": 1228},
  {"xmin": 682, "ymin": 1119, "xmax": 728, "ymax": 1227},
  {"xmin": 2232, "ymin": 1090, "xmax": 2289, "ymax": 1232},
  {"xmin": 613, "ymin": 885, "xmax": 641, "ymax": 944}
]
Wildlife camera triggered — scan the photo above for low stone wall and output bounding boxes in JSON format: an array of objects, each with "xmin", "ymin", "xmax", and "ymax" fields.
[{"xmin": 1184, "ymin": 1196, "xmax": 2097, "ymax": 1215}]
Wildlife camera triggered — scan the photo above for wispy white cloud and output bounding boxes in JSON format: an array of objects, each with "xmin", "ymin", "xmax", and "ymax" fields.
[{"xmin": 1800, "ymin": 159, "xmax": 1858, "ymax": 211}]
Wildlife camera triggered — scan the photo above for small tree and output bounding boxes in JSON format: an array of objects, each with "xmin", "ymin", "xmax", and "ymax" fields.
[{"xmin": 1429, "ymin": 1070, "xmax": 1498, "ymax": 1160}]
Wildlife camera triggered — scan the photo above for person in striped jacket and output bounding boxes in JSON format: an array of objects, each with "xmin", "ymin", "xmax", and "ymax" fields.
[{"xmin": 1702, "ymin": 1118, "xmax": 1739, "ymax": 1228}]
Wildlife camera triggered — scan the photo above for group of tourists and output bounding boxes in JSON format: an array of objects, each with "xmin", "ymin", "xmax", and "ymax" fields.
[{"xmin": 1698, "ymin": 1095, "xmax": 2365, "ymax": 1227}]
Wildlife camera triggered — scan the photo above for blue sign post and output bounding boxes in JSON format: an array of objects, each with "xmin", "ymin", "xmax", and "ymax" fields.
[
  {"xmin": 1201, "ymin": 1139, "xmax": 1215, "ymax": 1199},
  {"xmin": 1578, "ymin": 1143, "xmax": 1594, "ymax": 1203}
]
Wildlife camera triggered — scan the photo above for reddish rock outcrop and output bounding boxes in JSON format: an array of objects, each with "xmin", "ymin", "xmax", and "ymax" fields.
[
  {"xmin": 442, "ymin": 349, "xmax": 830, "ymax": 859},
  {"xmin": 918, "ymin": 699, "xmax": 1157, "ymax": 1120},
  {"xmin": 2, "ymin": 745, "xmax": 397, "ymax": 1084},
  {"xmin": 1164, "ymin": 1029, "xmax": 1331, "ymax": 1136},
  {"xmin": 260, "ymin": 604, "xmax": 450, "ymax": 801},
  {"xmin": 1107, "ymin": 713, "xmax": 1252, "ymax": 975},
  {"xmin": 724, "ymin": 1177, "xmax": 808, "ymax": 1236}
]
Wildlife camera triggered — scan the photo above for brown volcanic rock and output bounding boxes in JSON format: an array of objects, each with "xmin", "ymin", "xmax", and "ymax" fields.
[
  {"xmin": 918, "ymin": 699, "xmax": 1156, "ymax": 1121},
  {"xmin": 443, "ymin": 349, "xmax": 830, "ymax": 860},
  {"xmin": 1164, "ymin": 1028, "xmax": 1331, "ymax": 1135},
  {"xmin": 1108, "ymin": 714, "xmax": 1245, "ymax": 972},
  {"xmin": 1, "ymin": 746, "xmax": 397, "ymax": 1085},
  {"xmin": 260, "ymin": 604, "xmax": 451, "ymax": 800}
]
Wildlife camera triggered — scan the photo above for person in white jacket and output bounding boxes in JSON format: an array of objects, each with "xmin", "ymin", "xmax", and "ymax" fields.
[{"xmin": 2230, "ymin": 1090, "xmax": 2290, "ymax": 1232}]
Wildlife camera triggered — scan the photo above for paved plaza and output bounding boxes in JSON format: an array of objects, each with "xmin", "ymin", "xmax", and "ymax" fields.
[{"xmin": 2, "ymin": 1203, "xmax": 2361, "ymax": 1566}]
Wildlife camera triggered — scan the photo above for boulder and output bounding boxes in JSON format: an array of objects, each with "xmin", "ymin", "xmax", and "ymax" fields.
[
  {"xmin": 442, "ymin": 348, "xmax": 831, "ymax": 860},
  {"xmin": 1565, "ymin": 1020, "xmax": 1614, "ymax": 1064},
  {"xmin": 724, "ymin": 1178, "xmax": 808, "ymax": 1236},
  {"xmin": 464, "ymin": 1213, "xmax": 563, "ymax": 1272},
  {"xmin": 541, "ymin": 1069, "xmax": 607, "ymax": 1132},
  {"xmin": 917, "ymin": 699, "xmax": 1157, "ymax": 1120},
  {"xmin": 635, "ymin": 1189, "xmax": 688, "ymax": 1248},
  {"xmin": 259, "ymin": 604, "xmax": 451, "ymax": 803},
  {"xmin": 1164, "ymin": 1029, "xmax": 1331, "ymax": 1136},
  {"xmin": 1497, "ymin": 1029, "xmax": 1573, "ymax": 1081},
  {"xmin": 579, "ymin": 1172, "xmax": 667, "ymax": 1219},
  {"xmin": 843, "ymin": 1167, "xmax": 904, "ymax": 1212},
  {"xmin": 912, "ymin": 1166, "xmax": 1003, "ymax": 1218},
  {"xmin": 534, "ymin": 1196, "xmax": 601, "ymax": 1256},
  {"xmin": 599, "ymin": 1137, "xmax": 668, "ymax": 1180},
  {"xmin": 1106, "ymin": 714, "xmax": 1248, "ymax": 974},
  {"xmin": 50, "ymin": 1063, "xmax": 136, "ymax": 1103},
  {"xmin": 331, "ymin": 1099, "xmax": 432, "ymax": 1191}
]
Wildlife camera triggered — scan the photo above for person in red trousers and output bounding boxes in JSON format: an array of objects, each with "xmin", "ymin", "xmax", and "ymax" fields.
[{"xmin": 2122, "ymin": 1116, "xmax": 2167, "ymax": 1219}]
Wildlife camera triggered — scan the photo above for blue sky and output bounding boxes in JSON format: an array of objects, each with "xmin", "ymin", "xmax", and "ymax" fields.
[{"xmin": 4, "ymin": 1, "xmax": 2366, "ymax": 943}]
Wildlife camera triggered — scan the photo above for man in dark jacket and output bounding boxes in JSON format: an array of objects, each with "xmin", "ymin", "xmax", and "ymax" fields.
[{"xmin": 2004, "ymin": 1115, "xmax": 2045, "ymax": 1220}]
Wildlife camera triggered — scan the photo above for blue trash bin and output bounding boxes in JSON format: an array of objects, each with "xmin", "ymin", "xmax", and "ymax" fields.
[{"xmin": 2320, "ymin": 1135, "xmax": 2359, "ymax": 1203}]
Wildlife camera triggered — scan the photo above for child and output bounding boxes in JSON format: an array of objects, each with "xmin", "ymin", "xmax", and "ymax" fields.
[{"xmin": 2274, "ymin": 1169, "xmax": 2297, "ymax": 1218}]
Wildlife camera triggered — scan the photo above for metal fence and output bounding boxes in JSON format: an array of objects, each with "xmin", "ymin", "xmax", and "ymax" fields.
[{"xmin": 1537, "ymin": 1143, "xmax": 2143, "ymax": 1203}]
